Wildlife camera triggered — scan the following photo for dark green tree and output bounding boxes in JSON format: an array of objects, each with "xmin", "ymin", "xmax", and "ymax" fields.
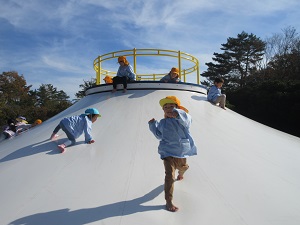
[
  {"xmin": 0, "ymin": 71, "xmax": 33, "ymax": 125},
  {"xmin": 75, "ymin": 77, "xmax": 96, "ymax": 99},
  {"xmin": 202, "ymin": 31, "xmax": 266, "ymax": 89},
  {"xmin": 226, "ymin": 28, "xmax": 300, "ymax": 137},
  {"xmin": 266, "ymin": 50, "xmax": 300, "ymax": 80},
  {"xmin": 263, "ymin": 27, "xmax": 300, "ymax": 81},
  {"xmin": 30, "ymin": 84, "xmax": 72, "ymax": 120},
  {"xmin": 0, "ymin": 70, "xmax": 73, "ymax": 127}
]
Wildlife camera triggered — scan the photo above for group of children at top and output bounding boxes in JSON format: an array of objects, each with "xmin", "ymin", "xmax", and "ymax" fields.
[
  {"xmin": 103, "ymin": 56, "xmax": 182, "ymax": 93},
  {"xmin": 48, "ymin": 75, "xmax": 226, "ymax": 213},
  {"xmin": 104, "ymin": 56, "xmax": 226, "ymax": 109}
]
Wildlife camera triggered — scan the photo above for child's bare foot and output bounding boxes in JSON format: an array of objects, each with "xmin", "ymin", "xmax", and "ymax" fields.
[
  {"xmin": 123, "ymin": 88, "xmax": 127, "ymax": 93},
  {"xmin": 58, "ymin": 144, "xmax": 66, "ymax": 153},
  {"xmin": 177, "ymin": 175, "xmax": 184, "ymax": 180},
  {"xmin": 111, "ymin": 88, "xmax": 117, "ymax": 93},
  {"xmin": 178, "ymin": 165, "xmax": 189, "ymax": 180},
  {"xmin": 166, "ymin": 202, "xmax": 179, "ymax": 212},
  {"xmin": 50, "ymin": 133, "xmax": 59, "ymax": 141}
]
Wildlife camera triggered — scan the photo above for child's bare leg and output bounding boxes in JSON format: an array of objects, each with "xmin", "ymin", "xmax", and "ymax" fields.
[
  {"xmin": 164, "ymin": 157, "xmax": 177, "ymax": 211},
  {"xmin": 50, "ymin": 133, "xmax": 59, "ymax": 140},
  {"xmin": 177, "ymin": 159, "xmax": 189, "ymax": 180},
  {"xmin": 215, "ymin": 95, "xmax": 226, "ymax": 109}
]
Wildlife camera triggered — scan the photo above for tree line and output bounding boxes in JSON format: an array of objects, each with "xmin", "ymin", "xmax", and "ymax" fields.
[
  {"xmin": 202, "ymin": 26, "xmax": 300, "ymax": 137},
  {"xmin": 0, "ymin": 72, "xmax": 73, "ymax": 126},
  {"xmin": 1, "ymin": 26, "xmax": 299, "ymax": 137}
]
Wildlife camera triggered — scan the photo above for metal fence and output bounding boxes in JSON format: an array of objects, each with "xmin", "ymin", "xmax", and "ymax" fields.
[{"xmin": 93, "ymin": 48, "xmax": 200, "ymax": 84}]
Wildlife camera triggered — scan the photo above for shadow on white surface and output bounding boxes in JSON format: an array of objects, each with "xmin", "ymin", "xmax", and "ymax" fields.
[{"xmin": 10, "ymin": 185, "xmax": 164, "ymax": 225}]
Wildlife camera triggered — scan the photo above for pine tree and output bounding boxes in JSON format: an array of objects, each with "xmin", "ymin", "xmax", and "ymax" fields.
[{"xmin": 202, "ymin": 31, "xmax": 266, "ymax": 89}]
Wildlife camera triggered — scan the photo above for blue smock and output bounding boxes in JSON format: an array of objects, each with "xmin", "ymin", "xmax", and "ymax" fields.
[
  {"xmin": 149, "ymin": 109, "xmax": 197, "ymax": 159},
  {"xmin": 160, "ymin": 73, "xmax": 181, "ymax": 83},
  {"xmin": 116, "ymin": 65, "xmax": 136, "ymax": 81},
  {"xmin": 60, "ymin": 114, "xmax": 93, "ymax": 143},
  {"xmin": 207, "ymin": 85, "xmax": 221, "ymax": 102}
]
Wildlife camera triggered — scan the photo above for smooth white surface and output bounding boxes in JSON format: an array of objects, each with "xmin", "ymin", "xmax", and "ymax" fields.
[{"xmin": 1, "ymin": 86, "xmax": 300, "ymax": 225}]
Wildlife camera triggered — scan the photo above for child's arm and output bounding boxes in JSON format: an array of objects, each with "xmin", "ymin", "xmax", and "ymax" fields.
[
  {"xmin": 126, "ymin": 65, "xmax": 136, "ymax": 81},
  {"xmin": 160, "ymin": 75, "xmax": 168, "ymax": 83},
  {"xmin": 174, "ymin": 109, "xmax": 192, "ymax": 128},
  {"xmin": 83, "ymin": 118, "xmax": 93, "ymax": 143},
  {"xmin": 148, "ymin": 118, "xmax": 163, "ymax": 140}
]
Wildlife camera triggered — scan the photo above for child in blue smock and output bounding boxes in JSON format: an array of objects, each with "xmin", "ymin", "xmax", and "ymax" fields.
[
  {"xmin": 148, "ymin": 96, "xmax": 197, "ymax": 212},
  {"xmin": 160, "ymin": 67, "xmax": 181, "ymax": 83},
  {"xmin": 207, "ymin": 77, "xmax": 226, "ymax": 109},
  {"xmin": 112, "ymin": 56, "xmax": 136, "ymax": 93},
  {"xmin": 50, "ymin": 108, "xmax": 101, "ymax": 153}
]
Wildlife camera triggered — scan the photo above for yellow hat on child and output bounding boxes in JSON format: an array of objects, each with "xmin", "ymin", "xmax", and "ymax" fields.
[
  {"xmin": 118, "ymin": 56, "xmax": 129, "ymax": 65},
  {"xmin": 103, "ymin": 75, "xmax": 113, "ymax": 84},
  {"xmin": 170, "ymin": 67, "xmax": 179, "ymax": 74},
  {"xmin": 16, "ymin": 116, "xmax": 28, "ymax": 124},
  {"xmin": 159, "ymin": 96, "xmax": 189, "ymax": 113},
  {"xmin": 34, "ymin": 119, "xmax": 42, "ymax": 125}
]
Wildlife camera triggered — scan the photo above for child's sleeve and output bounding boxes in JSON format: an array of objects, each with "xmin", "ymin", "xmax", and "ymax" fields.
[
  {"xmin": 83, "ymin": 119, "xmax": 93, "ymax": 143},
  {"xmin": 160, "ymin": 75, "xmax": 168, "ymax": 82},
  {"xmin": 127, "ymin": 65, "xmax": 136, "ymax": 81},
  {"xmin": 174, "ymin": 109, "xmax": 192, "ymax": 128},
  {"xmin": 148, "ymin": 120, "xmax": 163, "ymax": 140},
  {"xmin": 207, "ymin": 86, "xmax": 220, "ymax": 101}
]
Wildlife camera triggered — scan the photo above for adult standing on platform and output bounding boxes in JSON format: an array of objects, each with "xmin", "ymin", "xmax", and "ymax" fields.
[{"xmin": 112, "ymin": 56, "xmax": 136, "ymax": 93}]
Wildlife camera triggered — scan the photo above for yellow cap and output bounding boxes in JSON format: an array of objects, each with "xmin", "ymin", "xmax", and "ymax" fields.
[
  {"xmin": 170, "ymin": 67, "xmax": 179, "ymax": 74},
  {"xmin": 34, "ymin": 119, "xmax": 42, "ymax": 125},
  {"xmin": 159, "ymin": 96, "xmax": 188, "ymax": 113}
]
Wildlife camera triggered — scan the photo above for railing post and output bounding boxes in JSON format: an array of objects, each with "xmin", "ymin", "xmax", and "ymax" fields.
[
  {"xmin": 178, "ymin": 50, "xmax": 181, "ymax": 79},
  {"xmin": 96, "ymin": 57, "xmax": 101, "ymax": 85},
  {"xmin": 196, "ymin": 59, "xmax": 200, "ymax": 84},
  {"xmin": 133, "ymin": 48, "xmax": 137, "ymax": 74}
]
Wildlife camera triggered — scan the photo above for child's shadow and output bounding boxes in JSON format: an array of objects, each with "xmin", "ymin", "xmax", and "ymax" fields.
[
  {"xmin": 10, "ymin": 185, "xmax": 165, "ymax": 225},
  {"xmin": 0, "ymin": 138, "xmax": 84, "ymax": 163},
  {"xmin": 191, "ymin": 95, "xmax": 207, "ymax": 101}
]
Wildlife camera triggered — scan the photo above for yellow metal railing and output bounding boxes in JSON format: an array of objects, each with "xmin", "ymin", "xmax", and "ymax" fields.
[{"xmin": 93, "ymin": 48, "xmax": 200, "ymax": 85}]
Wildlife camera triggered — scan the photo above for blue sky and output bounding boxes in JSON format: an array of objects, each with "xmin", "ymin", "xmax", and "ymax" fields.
[{"xmin": 1, "ymin": 0, "xmax": 299, "ymax": 99}]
